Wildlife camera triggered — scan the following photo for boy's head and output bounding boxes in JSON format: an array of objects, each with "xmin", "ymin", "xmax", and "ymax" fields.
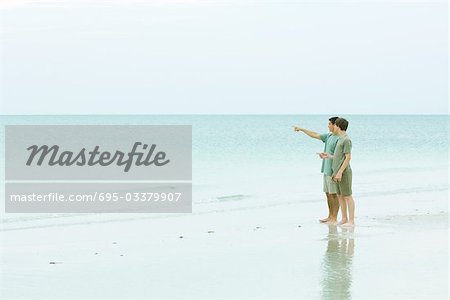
[
  {"xmin": 328, "ymin": 116, "xmax": 339, "ymax": 132},
  {"xmin": 335, "ymin": 118, "xmax": 349, "ymax": 131}
]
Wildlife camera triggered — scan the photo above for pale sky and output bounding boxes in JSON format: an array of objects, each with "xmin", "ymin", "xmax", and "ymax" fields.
[{"xmin": 0, "ymin": 0, "xmax": 448, "ymax": 114}]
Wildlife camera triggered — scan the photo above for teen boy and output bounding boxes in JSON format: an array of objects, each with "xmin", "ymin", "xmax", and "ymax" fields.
[
  {"xmin": 293, "ymin": 117, "xmax": 340, "ymax": 224},
  {"xmin": 322, "ymin": 117, "xmax": 355, "ymax": 227}
]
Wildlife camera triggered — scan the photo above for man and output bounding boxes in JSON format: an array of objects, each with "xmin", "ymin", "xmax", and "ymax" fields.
[
  {"xmin": 321, "ymin": 117, "xmax": 355, "ymax": 227},
  {"xmin": 293, "ymin": 117, "xmax": 340, "ymax": 224}
]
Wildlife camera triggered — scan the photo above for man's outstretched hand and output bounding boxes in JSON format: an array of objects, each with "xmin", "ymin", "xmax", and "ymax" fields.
[{"xmin": 292, "ymin": 125, "xmax": 302, "ymax": 132}]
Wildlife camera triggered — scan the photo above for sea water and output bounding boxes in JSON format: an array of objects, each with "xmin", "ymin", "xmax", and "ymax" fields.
[{"xmin": 0, "ymin": 115, "xmax": 448, "ymax": 229}]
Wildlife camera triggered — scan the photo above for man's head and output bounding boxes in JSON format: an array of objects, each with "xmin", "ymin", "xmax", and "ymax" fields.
[
  {"xmin": 328, "ymin": 116, "xmax": 339, "ymax": 132},
  {"xmin": 335, "ymin": 117, "xmax": 349, "ymax": 132}
]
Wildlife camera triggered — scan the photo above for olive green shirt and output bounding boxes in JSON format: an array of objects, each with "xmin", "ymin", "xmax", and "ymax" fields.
[{"xmin": 331, "ymin": 134, "xmax": 352, "ymax": 177}]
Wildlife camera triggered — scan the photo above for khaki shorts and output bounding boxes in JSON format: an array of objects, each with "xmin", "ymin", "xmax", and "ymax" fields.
[
  {"xmin": 323, "ymin": 175, "xmax": 338, "ymax": 194},
  {"xmin": 336, "ymin": 169, "xmax": 352, "ymax": 196}
]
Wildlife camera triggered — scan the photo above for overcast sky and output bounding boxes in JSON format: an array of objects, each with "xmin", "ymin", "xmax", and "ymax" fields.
[{"xmin": 0, "ymin": 0, "xmax": 447, "ymax": 114}]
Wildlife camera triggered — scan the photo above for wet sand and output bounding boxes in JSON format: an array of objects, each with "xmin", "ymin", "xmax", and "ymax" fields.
[{"xmin": 0, "ymin": 190, "xmax": 448, "ymax": 299}]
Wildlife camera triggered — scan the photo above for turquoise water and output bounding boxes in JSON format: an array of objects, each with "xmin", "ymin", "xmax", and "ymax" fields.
[{"xmin": 1, "ymin": 115, "xmax": 449, "ymax": 226}]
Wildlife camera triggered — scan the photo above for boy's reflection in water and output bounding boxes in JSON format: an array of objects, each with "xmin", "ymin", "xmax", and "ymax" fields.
[{"xmin": 321, "ymin": 225, "xmax": 355, "ymax": 300}]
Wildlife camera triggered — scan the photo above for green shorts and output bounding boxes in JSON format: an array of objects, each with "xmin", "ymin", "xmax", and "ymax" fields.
[
  {"xmin": 323, "ymin": 175, "xmax": 338, "ymax": 194},
  {"xmin": 336, "ymin": 169, "xmax": 352, "ymax": 196}
]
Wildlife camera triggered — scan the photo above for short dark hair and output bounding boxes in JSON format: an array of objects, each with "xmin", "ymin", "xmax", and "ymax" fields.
[
  {"xmin": 335, "ymin": 118, "xmax": 349, "ymax": 131},
  {"xmin": 329, "ymin": 116, "xmax": 339, "ymax": 124}
]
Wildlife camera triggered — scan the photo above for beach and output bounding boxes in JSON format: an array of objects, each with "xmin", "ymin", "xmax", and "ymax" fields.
[
  {"xmin": 0, "ymin": 115, "xmax": 449, "ymax": 299},
  {"xmin": 1, "ymin": 189, "xmax": 448, "ymax": 299},
  {"xmin": 1, "ymin": 0, "xmax": 448, "ymax": 297}
]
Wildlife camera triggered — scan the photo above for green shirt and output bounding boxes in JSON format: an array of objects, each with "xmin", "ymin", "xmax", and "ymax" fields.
[
  {"xmin": 331, "ymin": 134, "xmax": 352, "ymax": 177},
  {"xmin": 320, "ymin": 133, "xmax": 340, "ymax": 176}
]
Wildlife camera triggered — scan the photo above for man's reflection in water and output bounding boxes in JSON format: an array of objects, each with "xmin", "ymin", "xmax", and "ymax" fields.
[{"xmin": 321, "ymin": 225, "xmax": 355, "ymax": 300}]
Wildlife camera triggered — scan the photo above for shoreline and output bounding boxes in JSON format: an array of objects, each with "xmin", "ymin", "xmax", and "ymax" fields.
[{"xmin": 1, "ymin": 190, "xmax": 448, "ymax": 299}]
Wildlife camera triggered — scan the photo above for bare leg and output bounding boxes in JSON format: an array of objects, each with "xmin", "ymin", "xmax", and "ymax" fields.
[
  {"xmin": 325, "ymin": 193, "xmax": 339, "ymax": 224},
  {"xmin": 319, "ymin": 193, "xmax": 332, "ymax": 223},
  {"xmin": 342, "ymin": 195, "xmax": 355, "ymax": 227},
  {"xmin": 337, "ymin": 194, "xmax": 348, "ymax": 225}
]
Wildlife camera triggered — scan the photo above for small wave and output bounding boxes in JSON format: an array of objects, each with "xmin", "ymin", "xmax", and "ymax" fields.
[
  {"xmin": 216, "ymin": 194, "xmax": 250, "ymax": 201},
  {"xmin": 356, "ymin": 185, "xmax": 449, "ymax": 198},
  {"xmin": 0, "ymin": 213, "xmax": 91, "ymax": 223}
]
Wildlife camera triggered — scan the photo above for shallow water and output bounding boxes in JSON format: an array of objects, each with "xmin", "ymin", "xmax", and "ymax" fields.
[{"xmin": 1, "ymin": 115, "xmax": 448, "ymax": 228}]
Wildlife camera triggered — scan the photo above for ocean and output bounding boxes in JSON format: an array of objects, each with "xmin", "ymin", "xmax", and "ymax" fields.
[{"xmin": 1, "ymin": 115, "xmax": 448, "ymax": 229}]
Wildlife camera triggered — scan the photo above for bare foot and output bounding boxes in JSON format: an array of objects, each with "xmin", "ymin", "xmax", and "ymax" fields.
[
  {"xmin": 319, "ymin": 217, "xmax": 330, "ymax": 223},
  {"xmin": 341, "ymin": 222, "xmax": 355, "ymax": 227},
  {"xmin": 325, "ymin": 219, "xmax": 337, "ymax": 225},
  {"xmin": 337, "ymin": 219, "xmax": 348, "ymax": 226}
]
